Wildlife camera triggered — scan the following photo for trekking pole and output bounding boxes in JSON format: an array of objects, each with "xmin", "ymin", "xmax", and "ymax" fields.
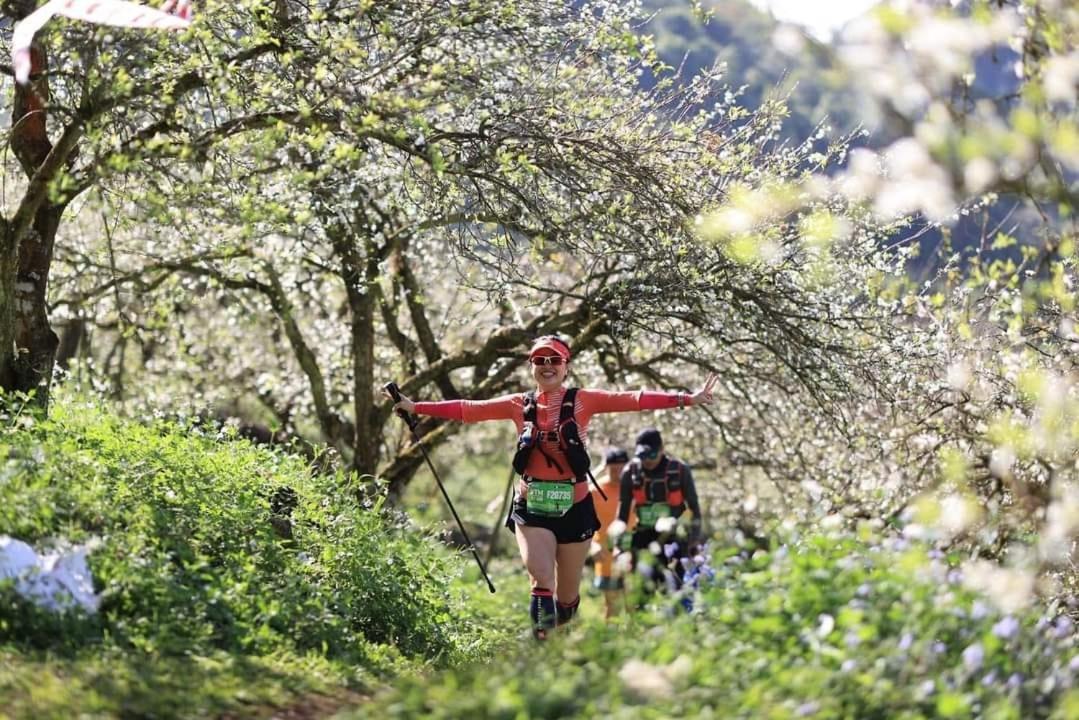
[
  {"xmin": 485, "ymin": 466, "xmax": 516, "ymax": 566},
  {"xmin": 384, "ymin": 382, "xmax": 496, "ymax": 594}
]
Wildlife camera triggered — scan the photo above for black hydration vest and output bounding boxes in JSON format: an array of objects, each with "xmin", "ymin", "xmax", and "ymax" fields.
[
  {"xmin": 511, "ymin": 388, "xmax": 591, "ymax": 480},
  {"xmin": 627, "ymin": 457, "xmax": 686, "ymax": 508}
]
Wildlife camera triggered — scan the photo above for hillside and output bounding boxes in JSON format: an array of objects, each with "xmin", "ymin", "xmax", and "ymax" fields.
[{"xmin": 0, "ymin": 394, "xmax": 517, "ymax": 718}]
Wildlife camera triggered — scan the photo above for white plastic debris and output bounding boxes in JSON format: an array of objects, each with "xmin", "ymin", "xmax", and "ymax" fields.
[{"xmin": 0, "ymin": 535, "xmax": 101, "ymax": 613}]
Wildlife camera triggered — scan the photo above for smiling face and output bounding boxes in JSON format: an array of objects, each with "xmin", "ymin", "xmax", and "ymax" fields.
[{"xmin": 530, "ymin": 353, "xmax": 568, "ymax": 392}]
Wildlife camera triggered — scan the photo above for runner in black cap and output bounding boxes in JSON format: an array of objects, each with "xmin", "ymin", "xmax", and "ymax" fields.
[{"xmin": 616, "ymin": 427, "xmax": 702, "ymax": 597}]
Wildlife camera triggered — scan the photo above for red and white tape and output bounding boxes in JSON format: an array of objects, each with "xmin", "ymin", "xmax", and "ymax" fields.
[{"xmin": 13, "ymin": 0, "xmax": 193, "ymax": 85}]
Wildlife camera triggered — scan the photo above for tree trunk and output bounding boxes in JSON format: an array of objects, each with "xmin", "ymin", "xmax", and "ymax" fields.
[
  {"xmin": 7, "ymin": 36, "xmax": 63, "ymax": 406},
  {"xmin": 56, "ymin": 317, "xmax": 86, "ymax": 372},
  {"xmin": 14, "ymin": 204, "xmax": 64, "ymax": 403},
  {"xmin": 343, "ymin": 241, "xmax": 380, "ymax": 477},
  {"xmin": 0, "ymin": 232, "xmax": 17, "ymax": 391}
]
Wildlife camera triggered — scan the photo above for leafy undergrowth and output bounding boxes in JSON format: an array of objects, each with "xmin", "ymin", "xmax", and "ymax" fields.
[
  {"xmin": 6, "ymin": 395, "xmax": 1079, "ymax": 719},
  {"xmin": 0, "ymin": 395, "xmax": 515, "ymax": 719},
  {"xmin": 346, "ymin": 533, "xmax": 1079, "ymax": 720}
]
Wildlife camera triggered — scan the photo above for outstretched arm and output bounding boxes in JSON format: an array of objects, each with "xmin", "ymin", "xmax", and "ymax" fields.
[
  {"xmin": 582, "ymin": 372, "xmax": 721, "ymax": 415},
  {"xmin": 382, "ymin": 389, "xmax": 520, "ymax": 423}
]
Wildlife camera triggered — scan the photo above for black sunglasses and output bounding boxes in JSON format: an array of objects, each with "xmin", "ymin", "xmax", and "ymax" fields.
[
  {"xmin": 530, "ymin": 356, "xmax": 566, "ymax": 366},
  {"xmin": 639, "ymin": 448, "xmax": 660, "ymax": 460}
]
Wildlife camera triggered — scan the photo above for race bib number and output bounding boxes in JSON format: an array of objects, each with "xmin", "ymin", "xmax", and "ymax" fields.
[
  {"xmin": 636, "ymin": 503, "xmax": 672, "ymax": 528},
  {"xmin": 526, "ymin": 481, "xmax": 575, "ymax": 517}
]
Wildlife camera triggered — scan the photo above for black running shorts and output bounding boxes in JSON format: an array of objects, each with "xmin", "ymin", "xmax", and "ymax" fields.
[{"xmin": 505, "ymin": 492, "xmax": 601, "ymax": 545}]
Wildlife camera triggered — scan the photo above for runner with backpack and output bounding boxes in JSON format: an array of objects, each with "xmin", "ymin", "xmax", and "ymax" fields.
[
  {"xmin": 590, "ymin": 447, "xmax": 635, "ymax": 618},
  {"xmin": 385, "ymin": 335, "xmax": 718, "ymax": 639},
  {"xmin": 617, "ymin": 427, "xmax": 703, "ymax": 598}
]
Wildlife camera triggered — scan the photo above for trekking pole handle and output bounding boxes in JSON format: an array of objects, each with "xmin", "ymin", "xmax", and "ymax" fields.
[{"xmin": 383, "ymin": 382, "xmax": 416, "ymax": 427}]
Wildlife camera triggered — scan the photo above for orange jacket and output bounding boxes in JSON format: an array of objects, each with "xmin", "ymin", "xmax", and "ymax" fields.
[{"xmin": 592, "ymin": 479, "xmax": 636, "ymax": 578}]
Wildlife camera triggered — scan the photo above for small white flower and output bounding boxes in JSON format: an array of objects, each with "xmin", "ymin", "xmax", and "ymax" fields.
[
  {"xmin": 655, "ymin": 516, "xmax": 677, "ymax": 534},
  {"xmin": 989, "ymin": 447, "xmax": 1016, "ymax": 479},
  {"xmin": 946, "ymin": 360, "xmax": 972, "ymax": 391},
  {"xmin": 964, "ymin": 157, "xmax": 998, "ymax": 194},
  {"xmin": 992, "ymin": 616, "xmax": 1020, "ymax": 640},
  {"xmin": 1044, "ymin": 53, "xmax": 1079, "ymax": 106},
  {"xmin": 962, "ymin": 643, "xmax": 984, "ymax": 671},
  {"xmin": 772, "ymin": 24, "xmax": 806, "ymax": 56}
]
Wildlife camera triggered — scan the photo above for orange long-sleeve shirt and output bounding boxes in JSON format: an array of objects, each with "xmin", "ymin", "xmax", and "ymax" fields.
[{"xmin": 414, "ymin": 387, "xmax": 691, "ymax": 501}]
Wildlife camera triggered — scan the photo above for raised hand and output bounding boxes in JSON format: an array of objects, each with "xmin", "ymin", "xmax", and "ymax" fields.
[{"xmin": 690, "ymin": 372, "xmax": 719, "ymax": 406}]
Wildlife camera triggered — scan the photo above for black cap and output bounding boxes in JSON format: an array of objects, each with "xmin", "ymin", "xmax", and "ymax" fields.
[
  {"xmin": 602, "ymin": 447, "xmax": 629, "ymax": 465},
  {"xmin": 634, "ymin": 427, "xmax": 663, "ymax": 457}
]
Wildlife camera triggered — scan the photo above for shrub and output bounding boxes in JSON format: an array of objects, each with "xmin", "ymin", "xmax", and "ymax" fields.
[
  {"xmin": 0, "ymin": 396, "xmax": 479, "ymax": 664},
  {"xmin": 359, "ymin": 530, "xmax": 1079, "ymax": 719}
]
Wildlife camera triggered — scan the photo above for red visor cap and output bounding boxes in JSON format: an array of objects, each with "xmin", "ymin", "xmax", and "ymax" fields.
[{"xmin": 528, "ymin": 337, "xmax": 571, "ymax": 361}]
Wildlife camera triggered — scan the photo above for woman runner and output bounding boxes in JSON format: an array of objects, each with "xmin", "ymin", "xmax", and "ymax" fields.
[{"xmin": 385, "ymin": 335, "xmax": 718, "ymax": 639}]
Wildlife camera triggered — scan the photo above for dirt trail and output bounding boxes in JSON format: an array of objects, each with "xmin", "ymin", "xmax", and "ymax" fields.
[{"xmin": 219, "ymin": 689, "xmax": 369, "ymax": 720}]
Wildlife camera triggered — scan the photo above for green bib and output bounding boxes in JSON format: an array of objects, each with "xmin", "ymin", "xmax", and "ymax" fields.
[
  {"xmin": 526, "ymin": 481, "xmax": 575, "ymax": 517},
  {"xmin": 636, "ymin": 503, "xmax": 672, "ymax": 528}
]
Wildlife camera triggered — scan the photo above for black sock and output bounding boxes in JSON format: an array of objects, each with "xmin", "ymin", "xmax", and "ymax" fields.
[
  {"xmin": 556, "ymin": 596, "xmax": 580, "ymax": 625},
  {"xmin": 530, "ymin": 587, "xmax": 555, "ymax": 630}
]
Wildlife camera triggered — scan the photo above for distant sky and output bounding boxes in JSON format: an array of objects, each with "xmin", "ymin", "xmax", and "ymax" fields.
[{"xmin": 747, "ymin": 0, "xmax": 881, "ymax": 40}]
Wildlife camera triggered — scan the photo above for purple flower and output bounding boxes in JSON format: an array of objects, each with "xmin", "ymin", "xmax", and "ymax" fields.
[
  {"xmin": 856, "ymin": 583, "xmax": 871, "ymax": 597},
  {"xmin": 845, "ymin": 631, "xmax": 861, "ymax": 649},
  {"xmin": 1069, "ymin": 655, "xmax": 1079, "ymax": 672},
  {"xmin": 1007, "ymin": 673, "xmax": 1023, "ymax": 690},
  {"xmin": 841, "ymin": 659, "xmax": 857, "ymax": 673},
  {"xmin": 795, "ymin": 701, "xmax": 820, "ymax": 717},
  {"xmin": 932, "ymin": 641, "xmax": 947, "ymax": 655},
  {"xmin": 920, "ymin": 680, "xmax": 936, "ymax": 696},
  {"xmin": 982, "ymin": 671, "xmax": 998, "ymax": 687},
  {"xmin": 1053, "ymin": 616, "xmax": 1074, "ymax": 639},
  {"xmin": 898, "ymin": 632, "xmax": 914, "ymax": 651},
  {"xmin": 947, "ymin": 569, "xmax": 963, "ymax": 584},
  {"xmin": 962, "ymin": 643, "xmax": 984, "ymax": 671},
  {"xmin": 971, "ymin": 601, "xmax": 990, "ymax": 620},
  {"xmin": 663, "ymin": 542, "xmax": 680, "ymax": 559},
  {"xmin": 992, "ymin": 616, "xmax": 1020, "ymax": 640}
]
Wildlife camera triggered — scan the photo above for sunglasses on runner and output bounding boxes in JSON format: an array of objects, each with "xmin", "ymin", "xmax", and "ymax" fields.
[
  {"xmin": 639, "ymin": 448, "xmax": 660, "ymax": 461},
  {"xmin": 530, "ymin": 355, "xmax": 566, "ymax": 366}
]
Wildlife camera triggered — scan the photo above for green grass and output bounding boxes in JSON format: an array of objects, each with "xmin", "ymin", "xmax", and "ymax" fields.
[
  {"xmin": 0, "ymin": 393, "xmax": 516, "ymax": 719},
  {"xmin": 0, "ymin": 646, "xmax": 354, "ymax": 719}
]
